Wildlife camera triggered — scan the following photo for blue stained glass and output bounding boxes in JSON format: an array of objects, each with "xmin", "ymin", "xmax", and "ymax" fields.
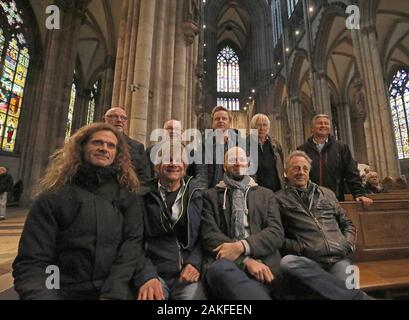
[{"xmin": 389, "ymin": 69, "xmax": 409, "ymax": 159}]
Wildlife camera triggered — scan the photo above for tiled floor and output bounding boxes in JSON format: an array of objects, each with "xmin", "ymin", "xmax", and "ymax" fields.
[{"xmin": 0, "ymin": 207, "xmax": 28, "ymax": 299}]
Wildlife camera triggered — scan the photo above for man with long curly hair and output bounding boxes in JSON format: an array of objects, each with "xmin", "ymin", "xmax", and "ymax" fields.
[{"xmin": 12, "ymin": 123, "xmax": 143, "ymax": 300}]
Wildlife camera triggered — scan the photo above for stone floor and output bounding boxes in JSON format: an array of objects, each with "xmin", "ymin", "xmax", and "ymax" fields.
[{"xmin": 0, "ymin": 207, "xmax": 28, "ymax": 300}]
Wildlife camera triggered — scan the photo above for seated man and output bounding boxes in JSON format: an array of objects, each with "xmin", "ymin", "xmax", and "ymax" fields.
[
  {"xmin": 363, "ymin": 172, "xmax": 385, "ymax": 194},
  {"xmin": 201, "ymin": 147, "xmax": 284, "ymax": 300},
  {"xmin": 134, "ymin": 144, "xmax": 205, "ymax": 300},
  {"xmin": 13, "ymin": 123, "xmax": 143, "ymax": 300},
  {"xmin": 275, "ymin": 151, "xmax": 369, "ymax": 300}
]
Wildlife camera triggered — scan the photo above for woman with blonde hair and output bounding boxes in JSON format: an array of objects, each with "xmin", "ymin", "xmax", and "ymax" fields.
[{"xmin": 13, "ymin": 123, "xmax": 143, "ymax": 300}]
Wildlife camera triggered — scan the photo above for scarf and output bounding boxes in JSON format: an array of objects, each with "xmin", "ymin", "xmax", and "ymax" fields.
[
  {"xmin": 223, "ymin": 173, "xmax": 252, "ymax": 240},
  {"xmin": 287, "ymin": 181, "xmax": 318, "ymax": 210}
]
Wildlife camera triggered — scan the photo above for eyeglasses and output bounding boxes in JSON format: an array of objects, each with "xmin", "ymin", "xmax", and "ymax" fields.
[{"xmin": 106, "ymin": 114, "xmax": 128, "ymax": 121}]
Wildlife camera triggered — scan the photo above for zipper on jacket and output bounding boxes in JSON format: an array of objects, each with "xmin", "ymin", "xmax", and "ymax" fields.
[{"xmin": 319, "ymin": 155, "xmax": 323, "ymax": 186}]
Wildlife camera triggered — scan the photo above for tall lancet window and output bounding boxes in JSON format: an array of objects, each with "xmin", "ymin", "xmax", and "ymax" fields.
[
  {"xmin": 217, "ymin": 46, "xmax": 240, "ymax": 111},
  {"xmin": 65, "ymin": 77, "xmax": 77, "ymax": 141},
  {"xmin": 0, "ymin": 0, "xmax": 30, "ymax": 152},
  {"xmin": 87, "ymin": 80, "xmax": 99, "ymax": 125},
  {"xmin": 390, "ymin": 69, "xmax": 409, "ymax": 159}
]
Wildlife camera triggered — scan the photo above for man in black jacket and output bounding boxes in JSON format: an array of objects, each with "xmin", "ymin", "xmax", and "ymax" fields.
[
  {"xmin": 201, "ymin": 147, "xmax": 284, "ymax": 300},
  {"xmin": 13, "ymin": 123, "xmax": 143, "ymax": 300},
  {"xmin": 0, "ymin": 166, "xmax": 13, "ymax": 220},
  {"xmin": 275, "ymin": 151, "xmax": 369, "ymax": 300},
  {"xmin": 104, "ymin": 107, "xmax": 152, "ymax": 184},
  {"xmin": 135, "ymin": 144, "xmax": 205, "ymax": 300},
  {"xmin": 298, "ymin": 114, "xmax": 372, "ymax": 206}
]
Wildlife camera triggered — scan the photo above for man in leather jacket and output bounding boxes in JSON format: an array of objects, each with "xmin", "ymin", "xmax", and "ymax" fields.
[{"xmin": 275, "ymin": 151, "xmax": 369, "ymax": 300}]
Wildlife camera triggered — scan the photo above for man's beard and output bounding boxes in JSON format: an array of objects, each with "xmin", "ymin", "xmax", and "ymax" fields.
[{"xmin": 227, "ymin": 171, "xmax": 245, "ymax": 181}]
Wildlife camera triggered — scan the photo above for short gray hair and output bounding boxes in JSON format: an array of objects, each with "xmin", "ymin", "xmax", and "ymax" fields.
[
  {"xmin": 285, "ymin": 150, "xmax": 313, "ymax": 170},
  {"xmin": 311, "ymin": 114, "xmax": 330, "ymax": 127},
  {"xmin": 250, "ymin": 114, "xmax": 270, "ymax": 129}
]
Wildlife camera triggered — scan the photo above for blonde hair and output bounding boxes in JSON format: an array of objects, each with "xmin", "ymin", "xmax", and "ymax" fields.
[
  {"xmin": 36, "ymin": 123, "xmax": 139, "ymax": 196},
  {"xmin": 250, "ymin": 113, "xmax": 270, "ymax": 129}
]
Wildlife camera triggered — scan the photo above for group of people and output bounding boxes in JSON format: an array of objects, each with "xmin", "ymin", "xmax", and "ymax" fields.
[
  {"xmin": 12, "ymin": 106, "xmax": 374, "ymax": 300},
  {"xmin": 362, "ymin": 170, "xmax": 408, "ymax": 194}
]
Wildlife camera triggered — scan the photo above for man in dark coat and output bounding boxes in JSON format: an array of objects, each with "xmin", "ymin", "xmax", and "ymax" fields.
[
  {"xmin": 13, "ymin": 123, "xmax": 143, "ymax": 300},
  {"xmin": 298, "ymin": 114, "xmax": 372, "ymax": 206},
  {"xmin": 201, "ymin": 147, "xmax": 284, "ymax": 300},
  {"xmin": 0, "ymin": 166, "xmax": 13, "ymax": 220},
  {"xmin": 135, "ymin": 144, "xmax": 205, "ymax": 300},
  {"xmin": 275, "ymin": 150, "xmax": 370, "ymax": 300},
  {"xmin": 104, "ymin": 107, "xmax": 152, "ymax": 184}
]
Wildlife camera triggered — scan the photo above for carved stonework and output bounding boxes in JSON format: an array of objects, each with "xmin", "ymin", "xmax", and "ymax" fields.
[{"xmin": 182, "ymin": 20, "xmax": 199, "ymax": 46}]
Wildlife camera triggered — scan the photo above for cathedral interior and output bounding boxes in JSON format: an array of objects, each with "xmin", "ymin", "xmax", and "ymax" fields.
[{"xmin": 0, "ymin": 0, "xmax": 408, "ymax": 300}]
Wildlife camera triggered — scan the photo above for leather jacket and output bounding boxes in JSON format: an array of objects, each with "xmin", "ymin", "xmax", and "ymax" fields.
[{"xmin": 275, "ymin": 183, "xmax": 356, "ymax": 266}]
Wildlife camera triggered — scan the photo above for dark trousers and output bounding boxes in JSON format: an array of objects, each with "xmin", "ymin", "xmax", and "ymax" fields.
[
  {"xmin": 205, "ymin": 259, "xmax": 272, "ymax": 300},
  {"xmin": 278, "ymin": 255, "xmax": 368, "ymax": 300}
]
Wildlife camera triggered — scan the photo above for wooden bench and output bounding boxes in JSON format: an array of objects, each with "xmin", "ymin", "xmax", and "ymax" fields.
[
  {"xmin": 340, "ymin": 199, "xmax": 409, "ymax": 297},
  {"xmin": 344, "ymin": 190, "xmax": 409, "ymax": 201}
]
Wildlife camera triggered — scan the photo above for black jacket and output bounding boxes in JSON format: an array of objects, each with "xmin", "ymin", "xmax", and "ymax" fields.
[
  {"xmin": 201, "ymin": 180, "xmax": 284, "ymax": 275},
  {"xmin": 125, "ymin": 135, "xmax": 152, "ymax": 185},
  {"xmin": 298, "ymin": 136, "xmax": 364, "ymax": 201},
  {"xmin": 275, "ymin": 184, "xmax": 356, "ymax": 266},
  {"xmin": 12, "ymin": 166, "xmax": 144, "ymax": 300},
  {"xmin": 134, "ymin": 177, "xmax": 203, "ymax": 288},
  {"xmin": 0, "ymin": 172, "xmax": 13, "ymax": 194}
]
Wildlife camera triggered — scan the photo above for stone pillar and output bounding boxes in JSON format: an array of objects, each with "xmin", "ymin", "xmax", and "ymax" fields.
[
  {"xmin": 289, "ymin": 97, "xmax": 304, "ymax": 149},
  {"xmin": 336, "ymin": 102, "xmax": 354, "ymax": 155},
  {"xmin": 312, "ymin": 70, "xmax": 332, "ymax": 116},
  {"xmin": 351, "ymin": 26, "xmax": 400, "ymax": 177},
  {"xmin": 20, "ymin": 1, "xmax": 87, "ymax": 203}
]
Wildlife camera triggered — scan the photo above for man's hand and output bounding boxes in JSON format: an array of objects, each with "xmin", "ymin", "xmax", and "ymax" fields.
[
  {"xmin": 179, "ymin": 264, "xmax": 200, "ymax": 283},
  {"xmin": 137, "ymin": 278, "xmax": 164, "ymax": 300},
  {"xmin": 213, "ymin": 241, "xmax": 244, "ymax": 261},
  {"xmin": 356, "ymin": 196, "xmax": 373, "ymax": 207},
  {"xmin": 245, "ymin": 259, "xmax": 274, "ymax": 284}
]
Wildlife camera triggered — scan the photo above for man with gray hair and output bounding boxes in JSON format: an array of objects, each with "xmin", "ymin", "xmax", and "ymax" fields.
[
  {"xmin": 298, "ymin": 114, "xmax": 372, "ymax": 206},
  {"xmin": 275, "ymin": 151, "xmax": 370, "ymax": 300}
]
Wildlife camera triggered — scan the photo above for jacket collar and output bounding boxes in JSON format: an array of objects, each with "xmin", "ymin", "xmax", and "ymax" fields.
[{"xmin": 215, "ymin": 177, "xmax": 258, "ymax": 189}]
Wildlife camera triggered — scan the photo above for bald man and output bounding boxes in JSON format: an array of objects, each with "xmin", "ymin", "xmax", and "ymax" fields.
[{"xmin": 104, "ymin": 107, "xmax": 152, "ymax": 184}]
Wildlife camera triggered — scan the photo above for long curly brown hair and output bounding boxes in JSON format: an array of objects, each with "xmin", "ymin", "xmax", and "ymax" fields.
[{"xmin": 36, "ymin": 123, "xmax": 139, "ymax": 196}]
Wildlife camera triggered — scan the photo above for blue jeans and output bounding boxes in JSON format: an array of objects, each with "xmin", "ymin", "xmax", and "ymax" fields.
[
  {"xmin": 159, "ymin": 277, "xmax": 206, "ymax": 300},
  {"xmin": 205, "ymin": 259, "xmax": 273, "ymax": 300},
  {"xmin": 279, "ymin": 255, "xmax": 368, "ymax": 300}
]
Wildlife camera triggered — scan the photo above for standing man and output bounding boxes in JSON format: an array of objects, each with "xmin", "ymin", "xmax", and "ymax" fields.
[
  {"xmin": 0, "ymin": 167, "xmax": 13, "ymax": 220},
  {"xmin": 146, "ymin": 119, "xmax": 183, "ymax": 178},
  {"xmin": 275, "ymin": 151, "xmax": 370, "ymax": 300},
  {"xmin": 196, "ymin": 106, "xmax": 243, "ymax": 189},
  {"xmin": 104, "ymin": 107, "xmax": 152, "ymax": 184},
  {"xmin": 201, "ymin": 147, "xmax": 284, "ymax": 300},
  {"xmin": 298, "ymin": 114, "xmax": 372, "ymax": 206}
]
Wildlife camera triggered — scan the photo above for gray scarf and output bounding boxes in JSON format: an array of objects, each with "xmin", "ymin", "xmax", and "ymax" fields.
[{"xmin": 223, "ymin": 173, "xmax": 251, "ymax": 240}]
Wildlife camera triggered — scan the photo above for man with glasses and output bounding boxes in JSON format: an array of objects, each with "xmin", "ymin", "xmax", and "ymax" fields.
[{"xmin": 104, "ymin": 107, "xmax": 152, "ymax": 185}]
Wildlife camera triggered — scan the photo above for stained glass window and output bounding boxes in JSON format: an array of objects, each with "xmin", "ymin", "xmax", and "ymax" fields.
[
  {"xmin": 271, "ymin": 0, "xmax": 283, "ymax": 47},
  {"xmin": 287, "ymin": 0, "xmax": 300, "ymax": 17},
  {"xmin": 0, "ymin": 0, "xmax": 29, "ymax": 152},
  {"xmin": 217, "ymin": 97, "xmax": 240, "ymax": 111},
  {"xmin": 389, "ymin": 69, "xmax": 409, "ymax": 159},
  {"xmin": 217, "ymin": 46, "xmax": 240, "ymax": 93},
  {"xmin": 217, "ymin": 46, "xmax": 240, "ymax": 111},
  {"xmin": 65, "ymin": 80, "xmax": 77, "ymax": 141},
  {"xmin": 87, "ymin": 80, "xmax": 99, "ymax": 125}
]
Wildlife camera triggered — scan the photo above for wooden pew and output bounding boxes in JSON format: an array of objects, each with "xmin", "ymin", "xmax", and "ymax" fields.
[
  {"xmin": 344, "ymin": 190, "xmax": 409, "ymax": 201},
  {"xmin": 340, "ymin": 199, "xmax": 409, "ymax": 296}
]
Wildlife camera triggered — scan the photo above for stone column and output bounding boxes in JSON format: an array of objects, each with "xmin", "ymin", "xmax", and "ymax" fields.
[
  {"xmin": 312, "ymin": 70, "xmax": 332, "ymax": 116},
  {"xmin": 351, "ymin": 26, "xmax": 400, "ymax": 177},
  {"xmin": 20, "ymin": 1, "xmax": 87, "ymax": 203},
  {"xmin": 336, "ymin": 102, "xmax": 354, "ymax": 156},
  {"xmin": 289, "ymin": 97, "xmax": 305, "ymax": 149}
]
